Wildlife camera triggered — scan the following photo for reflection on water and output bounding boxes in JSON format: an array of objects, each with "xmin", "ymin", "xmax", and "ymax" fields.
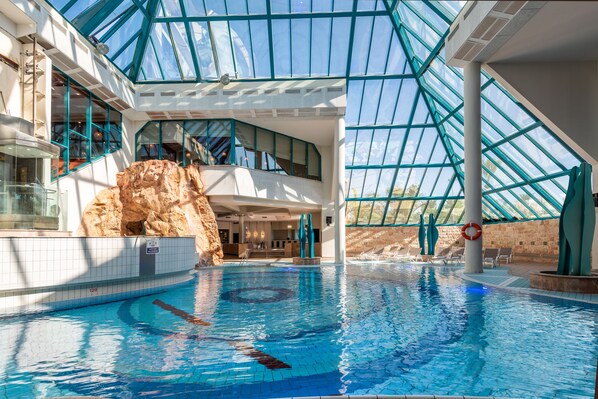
[{"xmin": 0, "ymin": 264, "xmax": 596, "ymax": 399}]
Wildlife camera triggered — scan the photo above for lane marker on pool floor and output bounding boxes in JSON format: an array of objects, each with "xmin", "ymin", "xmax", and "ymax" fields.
[
  {"xmin": 152, "ymin": 299, "xmax": 291, "ymax": 369},
  {"xmin": 152, "ymin": 299, "xmax": 211, "ymax": 326},
  {"xmin": 228, "ymin": 341, "xmax": 291, "ymax": 370}
]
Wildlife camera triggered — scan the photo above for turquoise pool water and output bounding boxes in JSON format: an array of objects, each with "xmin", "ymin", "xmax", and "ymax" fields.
[{"xmin": 0, "ymin": 264, "xmax": 596, "ymax": 398}]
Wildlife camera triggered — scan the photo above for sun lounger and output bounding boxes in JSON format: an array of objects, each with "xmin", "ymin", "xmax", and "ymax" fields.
[
  {"xmin": 430, "ymin": 247, "xmax": 452, "ymax": 264},
  {"xmin": 497, "ymin": 248, "xmax": 513, "ymax": 265},
  {"xmin": 483, "ymin": 248, "xmax": 500, "ymax": 268},
  {"xmin": 447, "ymin": 247, "xmax": 464, "ymax": 264}
]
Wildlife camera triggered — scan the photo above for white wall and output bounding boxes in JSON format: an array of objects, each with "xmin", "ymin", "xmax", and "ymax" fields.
[
  {"xmin": 200, "ymin": 165, "xmax": 324, "ymax": 207},
  {"xmin": 0, "ymin": 29, "xmax": 22, "ymax": 118}
]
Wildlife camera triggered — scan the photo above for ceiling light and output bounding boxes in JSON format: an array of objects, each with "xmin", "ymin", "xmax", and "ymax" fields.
[
  {"xmin": 89, "ymin": 35, "xmax": 109, "ymax": 56},
  {"xmin": 219, "ymin": 73, "xmax": 230, "ymax": 86}
]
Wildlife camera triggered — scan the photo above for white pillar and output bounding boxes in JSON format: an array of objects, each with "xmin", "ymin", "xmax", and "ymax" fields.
[
  {"xmin": 239, "ymin": 214, "xmax": 245, "ymax": 244},
  {"xmin": 464, "ymin": 62, "xmax": 483, "ymax": 274},
  {"xmin": 334, "ymin": 116, "xmax": 346, "ymax": 264}
]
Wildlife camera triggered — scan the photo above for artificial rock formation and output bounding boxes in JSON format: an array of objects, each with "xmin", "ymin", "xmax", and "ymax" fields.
[{"xmin": 78, "ymin": 160, "xmax": 223, "ymax": 265}]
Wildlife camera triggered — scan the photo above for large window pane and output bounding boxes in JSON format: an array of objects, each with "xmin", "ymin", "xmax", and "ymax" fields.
[
  {"xmin": 256, "ymin": 129, "xmax": 275, "ymax": 171},
  {"xmin": 235, "ymin": 122, "xmax": 256, "ymax": 168},
  {"xmin": 161, "ymin": 121, "xmax": 185, "ymax": 165},
  {"xmin": 275, "ymin": 135, "xmax": 291, "ymax": 175},
  {"xmin": 292, "ymin": 140, "xmax": 307, "ymax": 178},
  {"xmin": 207, "ymin": 120, "xmax": 231, "ymax": 164},
  {"xmin": 307, "ymin": 144, "xmax": 320, "ymax": 180},
  {"xmin": 137, "ymin": 122, "xmax": 160, "ymax": 161}
]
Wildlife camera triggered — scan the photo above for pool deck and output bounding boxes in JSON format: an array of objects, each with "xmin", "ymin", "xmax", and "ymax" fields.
[{"xmin": 461, "ymin": 263, "xmax": 598, "ymax": 305}]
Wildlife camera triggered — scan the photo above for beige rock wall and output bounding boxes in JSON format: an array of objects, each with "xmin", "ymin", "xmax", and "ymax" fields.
[
  {"xmin": 78, "ymin": 160, "xmax": 223, "ymax": 266},
  {"xmin": 347, "ymin": 219, "xmax": 560, "ymax": 264}
]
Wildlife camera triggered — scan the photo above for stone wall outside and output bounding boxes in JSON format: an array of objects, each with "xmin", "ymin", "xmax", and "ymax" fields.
[{"xmin": 346, "ymin": 218, "xmax": 560, "ymax": 264}]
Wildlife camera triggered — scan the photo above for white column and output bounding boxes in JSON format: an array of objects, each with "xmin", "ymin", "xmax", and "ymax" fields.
[
  {"xmin": 334, "ymin": 116, "xmax": 346, "ymax": 264},
  {"xmin": 464, "ymin": 62, "xmax": 483, "ymax": 274},
  {"xmin": 239, "ymin": 214, "xmax": 245, "ymax": 244}
]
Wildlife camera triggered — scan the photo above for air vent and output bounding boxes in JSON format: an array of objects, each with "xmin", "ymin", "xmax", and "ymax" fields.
[
  {"xmin": 139, "ymin": 92, "xmax": 155, "ymax": 97},
  {"xmin": 185, "ymin": 91, "xmax": 197, "ymax": 96},
  {"xmin": 244, "ymin": 89, "xmax": 257, "ymax": 95},
  {"xmin": 493, "ymin": 1, "xmax": 525, "ymax": 15},
  {"xmin": 327, "ymin": 87, "xmax": 343, "ymax": 93},
  {"xmin": 222, "ymin": 90, "xmax": 237, "ymax": 96},
  {"xmin": 285, "ymin": 89, "xmax": 301, "ymax": 94},
  {"xmin": 160, "ymin": 91, "xmax": 175, "ymax": 97},
  {"xmin": 264, "ymin": 89, "xmax": 278, "ymax": 95},
  {"xmin": 204, "ymin": 91, "xmax": 217, "ymax": 96},
  {"xmin": 306, "ymin": 88, "xmax": 321, "ymax": 94}
]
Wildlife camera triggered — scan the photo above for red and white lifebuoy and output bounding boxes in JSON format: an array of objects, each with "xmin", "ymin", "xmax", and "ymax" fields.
[{"xmin": 461, "ymin": 222, "xmax": 482, "ymax": 241}]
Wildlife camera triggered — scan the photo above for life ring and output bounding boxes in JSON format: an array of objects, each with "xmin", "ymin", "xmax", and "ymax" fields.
[{"xmin": 461, "ymin": 222, "xmax": 482, "ymax": 241}]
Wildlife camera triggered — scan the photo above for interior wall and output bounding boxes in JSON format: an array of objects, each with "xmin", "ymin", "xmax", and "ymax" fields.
[
  {"xmin": 0, "ymin": 29, "xmax": 22, "ymax": 118},
  {"xmin": 347, "ymin": 219, "xmax": 561, "ymax": 264}
]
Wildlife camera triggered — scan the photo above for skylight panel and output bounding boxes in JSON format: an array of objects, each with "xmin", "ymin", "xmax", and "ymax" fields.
[
  {"xmin": 310, "ymin": 18, "xmax": 332, "ymax": 75},
  {"xmin": 229, "ymin": 20, "xmax": 255, "ymax": 78},
  {"xmin": 367, "ymin": 130, "xmax": 391, "ymax": 165},
  {"xmin": 150, "ymin": 23, "xmax": 182, "ymax": 80},
  {"xmin": 392, "ymin": 79, "xmax": 418, "ymax": 124},
  {"xmin": 376, "ymin": 169, "xmax": 396, "ymax": 196},
  {"xmin": 113, "ymin": 38, "xmax": 138, "ymax": 70},
  {"xmin": 312, "ymin": 0, "xmax": 333, "ymax": 13},
  {"xmin": 349, "ymin": 17, "xmax": 375, "ymax": 75},
  {"xmin": 103, "ymin": 10, "xmax": 143, "ymax": 60},
  {"xmin": 248, "ymin": 20, "xmax": 271, "ymax": 78},
  {"xmin": 190, "ymin": 22, "xmax": 218, "ymax": 79},
  {"xmin": 140, "ymin": 42, "xmax": 163, "ymax": 80},
  {"xmin": 272, "ymin": 19, "xmax": 291, "ymax": 76},
  {"xmin": 204, "ymin": 0, "xmax": 227, "ymax": 15},
  {"xmin": 211, "ymin": 21, "xmax": 237, "ymax": 76},
  {"xmin": 158, "ymin": 0, "xmax": 182, "ymax": 17},
  {"xmin": 291, "ymin": 19, "xmax": 310, "ymax": 76},
  {"xmin": 170, "ymin": 22, "xmax": 196, "ymax": 79},
  {"xmin": 329, "ymin": 17, "xmax": 351, "ymax": 75},
  {"xmin": 383, "ymin": 129, "xmax": 407, "ymax": 165},
  {"xmin": 182, "ymin": 0, "xmax": 206, "ymax": 16}
]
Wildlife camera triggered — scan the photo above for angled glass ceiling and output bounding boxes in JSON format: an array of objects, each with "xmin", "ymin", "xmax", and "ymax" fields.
[{"xmin": 47, "ymin": 0, "xmax": 583, "ymax": 226}]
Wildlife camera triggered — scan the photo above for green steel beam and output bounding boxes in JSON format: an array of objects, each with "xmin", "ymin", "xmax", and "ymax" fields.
[{"xmin": 130, "ymin": 0, "xmax": 161, "ymax": 81}]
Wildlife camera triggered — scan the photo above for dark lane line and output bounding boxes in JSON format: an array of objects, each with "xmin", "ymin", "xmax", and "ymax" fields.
[
  {"xmin": 151, "ymin": 299, "xmax": 291, "ymax": 370},
  {"xmin": 228, "ymin": 341, "xmax": 291, "ymax": 369},
  {"xmin": 152, "ymin": 299, "xmax": 211, "ymax": 326}
]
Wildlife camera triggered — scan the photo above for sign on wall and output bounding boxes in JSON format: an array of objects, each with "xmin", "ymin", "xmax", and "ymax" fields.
[{"xmin": 146, "ymin": 238, "xmax": 160, "ymax": 254}]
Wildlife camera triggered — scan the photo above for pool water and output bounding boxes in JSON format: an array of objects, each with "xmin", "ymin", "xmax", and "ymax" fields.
[{"xmin": 0, "ymin": 264, "xmax": 596, "ymax": 399}]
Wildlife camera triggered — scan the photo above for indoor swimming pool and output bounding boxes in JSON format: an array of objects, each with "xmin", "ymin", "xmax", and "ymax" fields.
[{"xmin": 0, "ymin": 264, "xmax": 596, "ymax": 399}]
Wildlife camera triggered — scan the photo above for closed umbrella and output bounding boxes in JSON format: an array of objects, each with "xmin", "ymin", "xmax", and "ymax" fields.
[
  {"xmin": 299, "ymin": 214, "xmax": 306, "ymax": 258},
  {"xmin": 307, "ymin": 214, "xmax": 315, "ymax": 258},
  {"xmin": 427, "ymin": 214, "xmax": 439, "ymax": 255},
  {"xmin": 418, "ymin": 214, "xmax": 426, "ymax": 256},
  {"xmin": 558, "ymin": 162, "xmax": 595, "ymax": 276}
]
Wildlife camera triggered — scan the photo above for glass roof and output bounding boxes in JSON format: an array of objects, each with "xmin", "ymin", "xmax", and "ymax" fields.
[{"xmin": 48, "ymin": 0, "xmax": 583, "ymax": 226}]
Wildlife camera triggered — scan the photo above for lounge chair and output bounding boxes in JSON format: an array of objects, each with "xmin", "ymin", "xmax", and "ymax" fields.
[
  {"xmin": 359, "ymin": 247, "xmax": 385, "ymax": 260},
  {"xmin": 447, "ymin": 247, "xmax": 464, "ymax": 264},
  {"xmin": 483, "ymin": 248, "xmax": 500, "ymax": 268},
  {"xmin": 410, "ymin": 247, "xmax": 424, "ymax": 262},
  {"xmin": 430, "ymin": 247, "xmax": 452, "ymax": 264},
  {"xmin": 384, "ymin": 246, "xmax": 408, "ymax": 260},
  {"xmin": 497, "ymin": 248, "xmax": 513, "ymax": 265}
]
